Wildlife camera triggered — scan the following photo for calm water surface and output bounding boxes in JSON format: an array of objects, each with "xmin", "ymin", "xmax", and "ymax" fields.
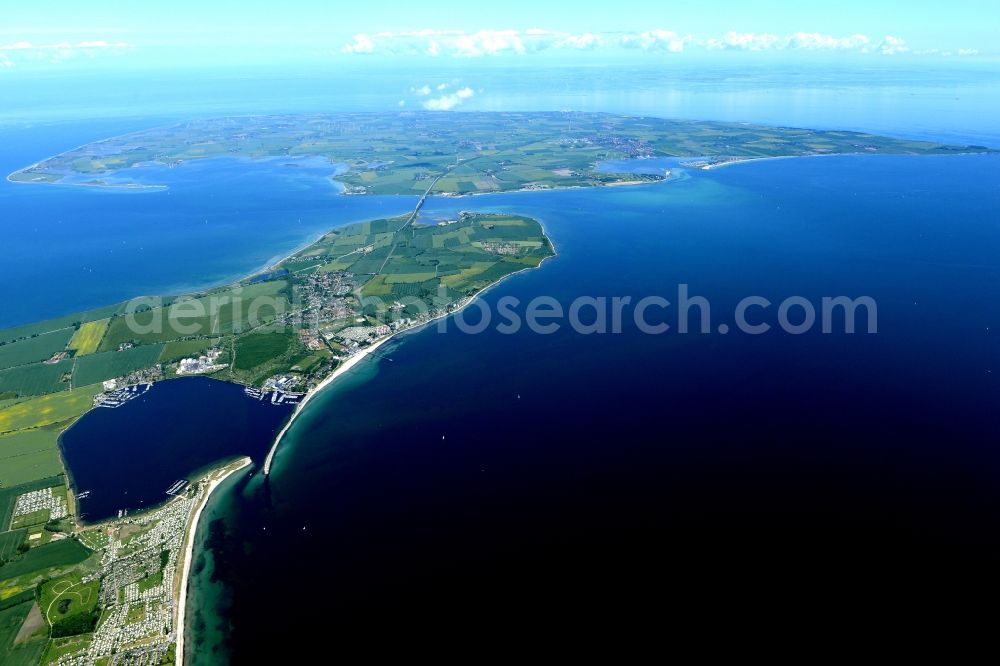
[{"xmin": 184, "ymin": 153, "xmax": 1000, "ymax": 661}]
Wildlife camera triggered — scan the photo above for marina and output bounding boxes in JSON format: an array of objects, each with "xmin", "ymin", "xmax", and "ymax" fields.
[
  {"xmin": 93, "ymin": 382, "xmax": 153, "ymax": 409},
  {"xmin": 244, "ymin": 386, "xmax": 302, "ymax": 405}
]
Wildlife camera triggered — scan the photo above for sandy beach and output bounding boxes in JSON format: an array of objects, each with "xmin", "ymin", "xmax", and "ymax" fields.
[
  {"xmin": 174, "ymin": 456, "xmax": 252, "ymax": 666},
  {"xmin": 262, "ymin": 336, "xmax": 393, "ymax": 474}
]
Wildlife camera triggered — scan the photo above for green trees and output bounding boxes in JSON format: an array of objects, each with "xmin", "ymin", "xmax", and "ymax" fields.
[{"xmin": 50, "ymin": 610, "xmax": 99, "ymax": 638}]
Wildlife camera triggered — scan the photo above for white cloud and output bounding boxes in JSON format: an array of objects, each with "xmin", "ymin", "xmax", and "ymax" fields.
[
  {"xmin": 0, "ymin": 40, "xmax": 133, "ymax": 51},
  {"xmin": 958, "ymin": 48, "xmax": 979, "ymax": 56},
  {"xmin": 342, "ymin": 29, "xmax": 606, "ymax": 57},
  {"xmin": 423, "ymin": 86, "xmax": 474, "ymax": 111},
  {"xmin": 436, "ymin": 82, "xmax": 449, "ymax": 91},
  {"xmin": 0, "ymin": 39, "xmax": 134, "ymax": 66},
  {"xmin": 554, "ymin": 31, "xmax": 604, "ymax": 50},
  {"xmin": 878, "ymin": 35, "xmax": 909, "ymax": 55},
  {"xmin": 337, "ymin": 28, "xmax": 970, "ymax": 60},
  {"xmin": 411, "ymin": 84, "xmax": 431, "ymax": 96},
  {"xmin": 452, "ymin": 30, "xmax": 524, "ymax": 56},
  {"xmin": 621, "ymin": 30, "xmax": 693, "ymax": 53},
  {"xmin": 397, "ymin": 100, "xmax": 406, "ymax": 107},
  {"xmin": 786, "ymin": 32, "xmax": 870, "ymax": 50},
  {"xmin": 703, "ymin": 31, "xmax": 871, "ymax": 51},
  {"xmin": 76, "ymin": 40, "xmax": 131, "ymax": 49},
  {"xmin": 705, "ymin": 31, "xmax": 780, "ymax": 51},
  {"xmin": 341, "ymin": 33, "xmax": 375, "ymax": 54}
]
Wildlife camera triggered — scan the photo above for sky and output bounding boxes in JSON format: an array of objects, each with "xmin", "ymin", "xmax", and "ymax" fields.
[{"xmin": 1, "ymin": 0, "xmax": 997, "ymax": 72}]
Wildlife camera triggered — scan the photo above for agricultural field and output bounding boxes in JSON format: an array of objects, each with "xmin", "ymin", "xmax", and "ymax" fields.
[
  {"xmin": 72, "ymin": 344, "xmax": 165, "ymax": 387},
  {"xmin": 0, "ymin": 303, "xmax": 123, "ymax": 347},
  {"xmin": 98, "ymin": 280, "xmax": 289, "ymax": 350},
  {"xmin": 0, "ymin": 385, "xmax": 102, "ymax": 434},
  {"xmin": 0, "ymin": 539, "xmax": 91, "ymax": 583},
  {"xmin": 159, "ymin": 337, "xmax": 223, "ymax": 363},
  {"xmin": 0, "ymin": 360, "xmax": 74, "ymax": 398},
  {"xmin": 11, "ymin": 112, "xmax": 993, "ymax": 194},
  {"xmin": 233, "ymin": 331, "xmax": 296, "ymax": 371},
  {"xmin": 0, "ymin": 329, "xmax": 75, "ymax": 372},
  {"xmin": 66, "ymin": 319, "xmax": 110, "ymax": 357},
  {"xmin": 288, "ymin": 212, "xmax": 551, "ymax": 318},
  {"xmin": 0, "ymin": 428, "xmax": 65, "ymax": 488},
  {"xmin": 0, "ymin": 599, "xmax": 46, "ymax": 666},
  {"xmin": 0, "ymin": 530, "xmax": 26, "ymax": 561}
]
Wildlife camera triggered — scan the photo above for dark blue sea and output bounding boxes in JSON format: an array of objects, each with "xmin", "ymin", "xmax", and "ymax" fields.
[{"xmin": 182, "ymin": 152, "xmax": 1000, "ymax": 660}]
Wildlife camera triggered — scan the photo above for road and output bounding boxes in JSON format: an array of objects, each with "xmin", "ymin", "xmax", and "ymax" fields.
[{"xmin": 374, "ymin": 173, "xmax": 444, "ymax": 275}]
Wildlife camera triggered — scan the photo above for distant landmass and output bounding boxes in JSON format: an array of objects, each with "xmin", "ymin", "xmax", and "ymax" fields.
[{"xmin": 10, "ymin": 112, "xmax": 993, "ymax": 194}]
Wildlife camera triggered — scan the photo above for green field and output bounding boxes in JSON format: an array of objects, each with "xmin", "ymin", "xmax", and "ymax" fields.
[
  {"xmin": 159, "ymin": 338, "xmax": 222, "ymax": 363},
  {"xmin": 10, "ymin": 510, "xmax": 49, "ymax": 531},
  {"xmin": 0, "ymin": 385, "xmax": 101, "ymax": 434},
  {"xmin": 0, "ymin": 361, "xmax": 74, "ymax": 398},
  {"xmin": 0, "ymin": 304, "xmax": 123, "ymax": 347},
  {"xmin": 0, "ymin": 539, "xmax": 91, "ymax": 583},
  {"xmin": 0, "ymin": 330, "xmax": 75, "ymax": 372},
  {"xmin": 0, "ymin": 428, "xmax": 65, "ymax": 488},
  {"xmin": 124, "ymin": 603, "xmax": 145, "ymax": 625},
  {"xmin": 233, "ymin": 331, "xmax": 295, "ymax": 370},
  {"xmin": 41, "ymin": 635, "xmax": 92, "ymax": 665},
  {"xmin": 295, "ymin": 212, "xmax": 551, "ymax": 318},
  {"xmin": 0, "ymin": 600, "xmax": 43, "ymax": 665},
  {"xmin": 136, "ymin": 570, "xmax": 163, "ymax": 594},
  {"xmin": 2, "ymin": 641, "xmax": 47, "ymax": 666},
  {"xmin": 72, "ymin": 345, "xmax": 165, "ymax": 387},
  {"xmin": 98, "ymin": 281, "xmax": 288, "ymax": 351},
  {"xmin": 66, "ymin": 319, "xmax": 110, "ymax": 357},
  {"xmin": 40, "ymin": 573, "xmax": 100, "ymax": 629},
  {"xmin": 0, "ymin": 530, "xmax": 26, "ymax": 562}
]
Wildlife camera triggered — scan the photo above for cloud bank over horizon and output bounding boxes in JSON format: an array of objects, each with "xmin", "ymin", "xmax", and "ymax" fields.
[
  {"xmin": 340, "ymin": 28, "xmax": 981, "ymax": 59},
  {"xmin": 0, "ymin": 39, "xmax": 133, "ymax": 67}
]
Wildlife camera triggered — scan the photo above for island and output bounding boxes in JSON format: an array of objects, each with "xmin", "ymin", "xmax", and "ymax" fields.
[
  {"xmin": 9, "ymin": 112, "xmax": 992, "ymax": 194},
  {"xmin": 1, "ymin": 112, "xmax": 992, "ymax": 665}
]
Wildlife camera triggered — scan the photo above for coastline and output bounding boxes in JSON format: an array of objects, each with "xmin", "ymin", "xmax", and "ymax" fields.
[
  {"xmin": 262, "ymin": 238, "xmax": 558, "ymax": 477},
  {"xmin": 174, "ymin": 456, "xmax": 252, "ymax": 666},
  {"xmin": 695, "ymin": 151, "xmax": 870, "ymax": 170},
  {"xmin": 262, "ymin": 336, "xmax": 393, "ymax": 474}
]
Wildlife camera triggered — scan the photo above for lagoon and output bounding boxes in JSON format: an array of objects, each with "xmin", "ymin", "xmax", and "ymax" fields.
[{"xmin": 60, "ymin": 377, "xmax": 292, "ymax": 523}]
